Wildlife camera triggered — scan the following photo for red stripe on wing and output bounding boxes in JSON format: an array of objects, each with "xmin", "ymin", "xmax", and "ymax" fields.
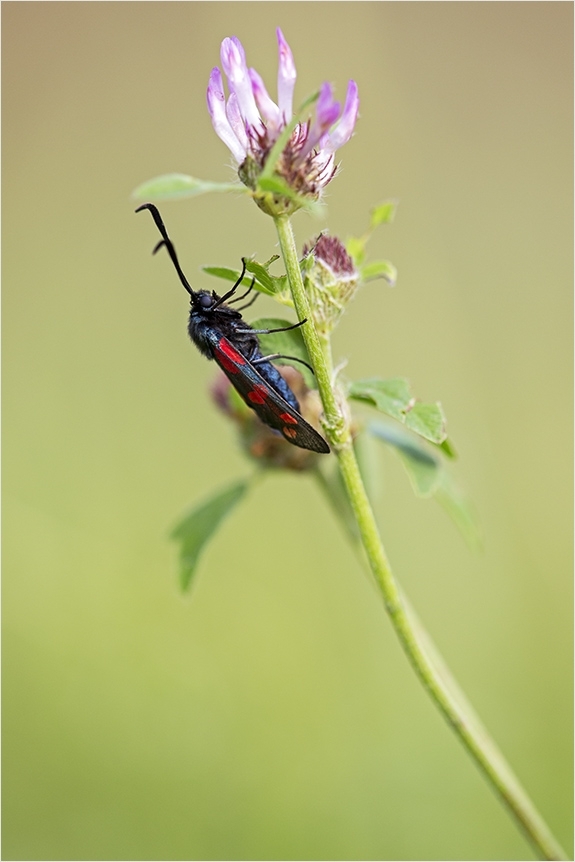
[
  {"xmin": 211, "ymin": 335, "xmax": 330, "ymax": 454},
  {"xmin": 215, "ymin": 338, "xmax": 247, "ymax": 373},
  {"xmin": 247, "ymin": 385, "xmax": 268, "ymax": 404}
]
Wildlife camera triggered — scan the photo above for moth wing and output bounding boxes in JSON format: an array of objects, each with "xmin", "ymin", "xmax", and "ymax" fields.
[{"xmin": 209, "ymin": 334, "xmax": 330, "ymax": 454}]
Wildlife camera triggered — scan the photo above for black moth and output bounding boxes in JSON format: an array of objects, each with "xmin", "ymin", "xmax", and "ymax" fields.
[{"xmin": 137, "ymin": 203, "xmax": 330, "ymax": 454}]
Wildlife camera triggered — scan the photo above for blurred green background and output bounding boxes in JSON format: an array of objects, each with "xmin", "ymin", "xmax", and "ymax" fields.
[{"xmin": 3, "ymin": 3, "xmax": 572, "ymax": 860}]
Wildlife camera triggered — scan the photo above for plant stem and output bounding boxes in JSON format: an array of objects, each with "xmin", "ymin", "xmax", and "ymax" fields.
[
  {"xmin": 274, "ymin": 215, "xmax": 347, "ymax": 440},
  {"xmin": 274, "ymin": 212, "xmax": 567, "ymax": 861}
]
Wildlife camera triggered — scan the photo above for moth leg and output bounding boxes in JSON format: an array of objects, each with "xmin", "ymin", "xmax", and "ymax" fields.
[
  {"xmin": 211, "ymin": 258, "xmax": 250, "ymax": 307},
  {"xmin": 229, "ymin": 281, "xmax": 258, "ymax": 311},
  {"xmin": 236, "ymin": 319, "xmax": 307, "ymax": 336},
  {"xmin": 252, "ymin": 353, "xmax": 315, "ymax": 376}
]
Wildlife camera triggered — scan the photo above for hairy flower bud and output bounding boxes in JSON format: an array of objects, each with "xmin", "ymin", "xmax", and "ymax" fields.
[{"xmin": 302, "ymin": 234, "xmax": 359, "ymax": 334}]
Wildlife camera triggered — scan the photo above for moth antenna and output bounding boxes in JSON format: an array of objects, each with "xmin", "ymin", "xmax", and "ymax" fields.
[{"xmin": 136, "ymin": 203, "xmax": 195, "ymax": 298}]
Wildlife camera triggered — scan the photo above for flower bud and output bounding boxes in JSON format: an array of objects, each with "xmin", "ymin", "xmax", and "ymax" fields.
[{"xmin": 302, "ymin": 233, "xmax": 359, "ymax": 334}]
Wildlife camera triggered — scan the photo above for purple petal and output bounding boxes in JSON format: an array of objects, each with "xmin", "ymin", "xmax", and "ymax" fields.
[
  {"xmin": 316, "ymin": 82, "xmax": 341, "ymax": 129},
  {"xmin": 276, "ymin": 28, "xmax": 296, "ymax": 121},
  {"xmin": 249, "ymin": 68, "xmax": 281, "ymax": 129},
  {"xmin": 220, "ymin": 36, "xmax": 260, "ymax": 128},
  {"xmin": 206, "ymin": 67, "xmax": 246, "ymax": 163},
  {"xmin": 322, "ymin": 79, "xmax": 359, "ymax": 154},
  {"xmin": 226, "ymin": 92, "xmax": 249, "ymax": 154},
  {"xmin": 299, "ymin": 83, "xmax": 340, "ymax": 159}
]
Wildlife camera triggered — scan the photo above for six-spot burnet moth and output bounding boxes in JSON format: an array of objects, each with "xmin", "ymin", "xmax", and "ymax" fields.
[{"xmin": 136, "ymin": 204, "xmax": 330, "ymax": 454}]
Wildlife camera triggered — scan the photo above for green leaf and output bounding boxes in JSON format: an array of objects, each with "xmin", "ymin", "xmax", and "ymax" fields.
[
  {"xmin": 201, "ymin": 265, "xmax": 262, "ymax": 291},
  {"xmin": 262, "ymin": 254, "xmax": 281, "ymax": 269},
  {"xmin": 369, "ymin": 421, "xmax": 440, "ymax": 497},
  {"xmin": 251, "ymin": 317, "xmax": 315, "ymax": 388},
  {"xmin": 171, "ymin": 479, "xmax": 250, "ymax": 591},
  {"xmin": 243, "ymin": 260, "xmax": 286, "ymax": 296},
  {"xmin": 256, "ymin": 175, "xmax": 324, "ymax": 217},
  {"xmin": 370, "ymin": 200, "xmax": 398, "ymax": 228},
  {"xmin": 360, "ymin": 260, "xmax": 398, "ymax": 286},
  {"xmin": 348, "ymin": 377, "xmax": 412, "ymax": 421},
  {"xmin": 398, "ymin": 450, "xmax": 440, "ymax": 497},
  {"xmin": 368, "ymin": 420, "xmax": 438, "ymax": 466},
  {"xmin": 439, "ymin": 437, "xmax": 457, "ymax": 459},
  {"xmin": 404, "ymin": 401, "xmax": 447, "ymax": 445},
  {"xmin": 369, "ymin": 420, "xmax": 481, "ymax": 546},
  {"xmin": 346, "ymin": 201, "xmax": 398, "ymax": 267},
  {"xmin": 132, "ymin": 173, "xmax": 247, "ymax": 201},
  {"xmin": 349, "ymin": 378, "xmax": 448, "ymax": 445},
  {"xmin": 299, "ymin": 248, "xmax": 316, "ymax": 276},
  {"xmin": 257, "ymin": 175, "xmax": 296, "ymax": 197},
  {"xmin": 201, "ymin": 261, "xmax": 285, "ymax": 298}
]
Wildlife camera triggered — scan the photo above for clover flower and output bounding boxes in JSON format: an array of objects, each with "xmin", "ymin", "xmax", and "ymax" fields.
[{"xmin": 207, "ymin": 29, "xmax": 359, "ymax": 206}]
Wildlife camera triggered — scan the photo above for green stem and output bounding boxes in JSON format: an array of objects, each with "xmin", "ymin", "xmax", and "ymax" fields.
[
  {"xmin": 274, "ymin": 212, "xmax": 567, "ymax": 861},
  {"xmin": 275, "ymin": 215, "xmax": 345, "ymax": 439}
]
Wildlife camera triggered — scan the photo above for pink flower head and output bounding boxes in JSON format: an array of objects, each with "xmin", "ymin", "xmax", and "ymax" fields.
[{"xmin": 207, "ymin": 29, "xmax": 359, "ymax": 201}]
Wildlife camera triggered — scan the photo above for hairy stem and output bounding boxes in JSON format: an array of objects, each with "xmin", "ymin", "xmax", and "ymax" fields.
[{"xmin": 274, "ymin": 212, "xmax": 567, "ymax": 861}]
